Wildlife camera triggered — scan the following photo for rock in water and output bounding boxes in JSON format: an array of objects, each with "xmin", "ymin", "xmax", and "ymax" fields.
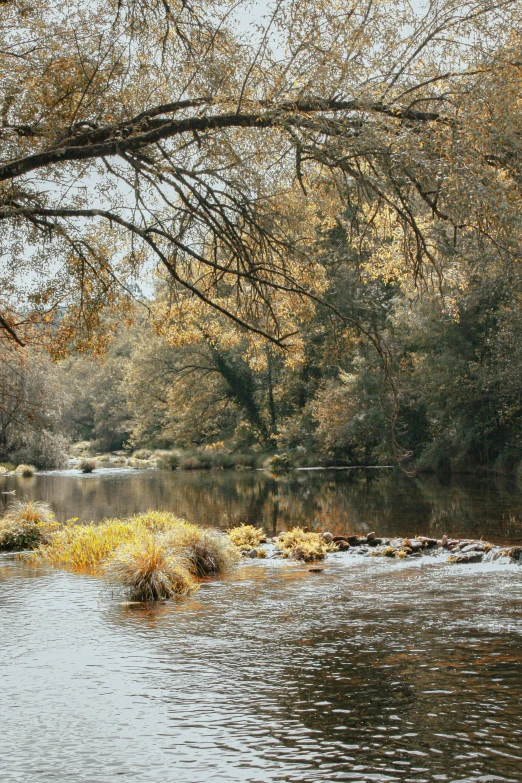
[{"xmin": 449, "ymin": 552, "xmax": 484, "ymax": 564}]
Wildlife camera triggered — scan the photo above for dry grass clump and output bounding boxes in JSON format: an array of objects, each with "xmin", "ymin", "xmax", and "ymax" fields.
[
  {"xmin": 79, "ymin": 459, "xmax": 96, "ymax": 473},
  {"xmin": 131, "ymin": 510, "xmax": 187, "ymax": 533},
  {"xmin": 34, "ymin": 518, "xmax": 139, "ymax": 572},
  {"xmin": 274, "ymin": 527, "xmax": 332, "ymax": 562},
  {"xmin": 105, "ymin": 534, "xmax": 195, "ymax": 600},
  {"xmin": 15, "ymin": 464, "xmax": 35, "ymax": 477},
  {"xmin": 0, "ymin": 501, "xmax": 58, "ymax": 550},
  {"xmin": 32, "ymin": 510, "xmax": 237, "ymax": 582},
  {"xmin": 227, "ymin": 524, "xmax": 266, "ymax": 551},
  {"xmin": 162, "ymin": 525, "xmax": 238, "ymax": 576}
]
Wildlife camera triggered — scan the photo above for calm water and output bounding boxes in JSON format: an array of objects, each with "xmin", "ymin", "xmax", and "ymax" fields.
[{"xmin": 1, "ymin": 468, "xmax": 522, "ymax": 782}]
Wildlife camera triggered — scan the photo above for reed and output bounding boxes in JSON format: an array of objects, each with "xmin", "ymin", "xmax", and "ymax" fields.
[{"xmin": 0, "ymin": 501, "xmax": 58, "ymax": 550}]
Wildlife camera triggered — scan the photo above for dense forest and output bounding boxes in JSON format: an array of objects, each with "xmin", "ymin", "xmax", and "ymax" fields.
[
  {"xmin": 4, "ymin": 238, "xmax": 522, "ymax": 476},
  {"xmin": 1, "ymin": 0, "xmax": 522, "ymax": 475}
]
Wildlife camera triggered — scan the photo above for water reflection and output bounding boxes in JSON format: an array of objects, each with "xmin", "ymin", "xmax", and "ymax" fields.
[{"xmin": 2, "ymin": 467, "xmax": 522, "ymax": 543}]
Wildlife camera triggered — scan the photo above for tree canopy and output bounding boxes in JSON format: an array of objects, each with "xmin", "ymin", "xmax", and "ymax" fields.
[{"xmin": 1, "ymin": 0, "xmax": 521, "ymax": 354}]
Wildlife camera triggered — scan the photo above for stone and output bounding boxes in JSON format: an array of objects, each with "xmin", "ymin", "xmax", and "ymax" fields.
[
  {"xmin": 460, "ymin": 543, "xmax": 486, "ymax": 553},
  {"xmin": 416, "ymin": 537, "xmax": 438, "ymax": 548},
  {"xmin": 322, "ymin": 532, "xmax": 334, "ymax": 543},
  {"xmin": 335, "ymin": 539, "xmax": 350, "ymax": 551},
  {"xmin": 367, "ymin": 531, "xmax": 376, "ymax": 541},
  {"xmin": 450, "ymin": 552, "xmax": 484, "ymax": 564}
]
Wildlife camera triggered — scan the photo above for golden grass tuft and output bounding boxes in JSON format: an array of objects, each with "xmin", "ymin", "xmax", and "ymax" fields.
[
  {"xmin": 79, "ymin": 459, "xmax": 96, "ymax": 473},
  {"xmin": 105, "ymin": 534, "xmax": 195, "ymax": 600},
  {"xmin": 31, "ymin": 510, "xmax": 237, "ymax": 584},
  {"xmin": 274, "ymin": 527, "xmax": 332, "ymax": 562},
  {"xmin": 33, "ymin": 518, "xmax": 139, "ymax": 572},
  {"xmin": 15, "ymin": 464, "xmax": 35, "ymax": 477},
  {"xmin": 161, "ymin": 525, "xmax": 238, "ymax": 576},
  {"xmin": 0, "ymin": 501, "xmax": 58, "ymax": 550},
  {"xmin": 227, "ymin": 524, "xmax": 266, "ymax": 551}
]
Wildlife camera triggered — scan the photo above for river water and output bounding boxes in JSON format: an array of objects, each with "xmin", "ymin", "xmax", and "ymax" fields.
[{"xmin": 1, "ymin": 468, "xmax": 522, "ymax": 782}]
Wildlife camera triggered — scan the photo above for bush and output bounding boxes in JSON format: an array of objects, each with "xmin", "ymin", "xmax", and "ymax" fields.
[
  {"xmin": 233, "ymin": 453, "xmax": 259, "ymax": 469},
  {"xmin": 15, "ymin": 464, "xmax": 35, "ymax": 477},
  {"xmin": 0, "ymin": 501, "xmax": 58, "ymax": 550},
  {"xmin": 179, "ymin": 454, "xmax": 213, "ymax": 470},
  {"xmin": 166, "ymin": 453, "xmax": 180, "ymax": 470},
  {"xmin": 274, "ymin": 527, "xmax": 332, "ymax": 562},
  {"xmin": 227, "ymin": 524, "xmax": 266, "ymax": 551},
  {"xmin": 105, "ymin": 534, "xmax": 195, "ymax": 600},
  {"xmin": 11, "ymin": 431, "xmax": 70, "ymax": 470},
  {"xmin": 265, "ymin": 453, "xmax": 293, "ymax": 474},
  {"xmin": 132, "ymin": 449, "xmax": 153, "ymax": 460},
  {"xmin": 79, "ymin": 459, "xmax": 96, "ymax": 473},
  {"xmin": 70, "ymin": 441, "xmax": 93, "ymax": 457}
]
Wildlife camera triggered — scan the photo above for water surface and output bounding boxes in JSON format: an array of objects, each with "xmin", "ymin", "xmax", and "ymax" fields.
[
  {"xmin": 1, "ymin": 469, "xmax": 522, "ymax": 782},
  {"xmin": 2, "ymin": 467, "xmax": 522, "ymax": 543}
]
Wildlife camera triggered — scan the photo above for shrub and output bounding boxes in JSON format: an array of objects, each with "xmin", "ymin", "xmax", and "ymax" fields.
[
  {"xmin": 70, "ymin": 441, "xmax": 93, "ymax": 457},
  {"xmin": 227, "ymin": 524, "xmax": 266, "ymax": 551},
  {"xmin": 166, "ymin": 453, "xmax": 180, "ymax": 470},
  {"xmin": 274, "ymin": 527, "xmax": 332, "ymax": 562},
  {"xmin": 265, "ymin": 453, "xmax": 293, "ymax": 474},
  {"xmin": 79, "ymin": 459, "xmax": 96, "ymax": 473},
  {"xmin": 179, "ymin": 455, "xmax": 203, "ymax": 470},
  {"xmin": 132, "ymin": 449, "xmax": 152, "ymax": 460},
  {"xmin": 105, "ymin": 534, "xmax": 195, "ymax": 600},
  {"xmin": 208, "ymin": 451, "xmax": 235, "ymax": 470},
  {"xmin": 0, "ymin": 501, "xmax": 58, "ymax": 550},
  {"xmin": 15, "ymin": 464, "xmax": 35, "ymax": 477},
  {"xmin": 11, "ymin": 431, "xmax": 70, "ymax": 470}
]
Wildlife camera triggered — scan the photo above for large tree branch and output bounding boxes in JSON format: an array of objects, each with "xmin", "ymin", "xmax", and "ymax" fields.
[{"xmin": 0, "ymin": 98, "xmax": 446, "ymax": 182}]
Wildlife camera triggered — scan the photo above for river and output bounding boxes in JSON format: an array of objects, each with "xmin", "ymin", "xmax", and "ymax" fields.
[{"xmin": 1, "ymin": 467, "xmax": 521, "ymax": 782}]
